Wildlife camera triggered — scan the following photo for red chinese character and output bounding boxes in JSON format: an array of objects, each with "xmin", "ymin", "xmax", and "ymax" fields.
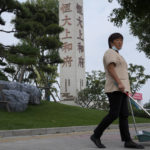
[
  {"xmin": 77, "ymin": 16, "xmax": 83, "ymax": 28},
  {"xmin": 62, "ymin": 42, "xmax": 72, "ymax": 52},
  {"xmin": 77, "ymin": 29, "xmax": 84, "ymax": 41},
  {"xmin": 62, "ymin": 56, "xmax": 73, "ymax": 67},
  {"xmin": 62, "ymin": 29, "xmax": 72, "ymax": 39},
  {"xmin": 78, "ymin": 42, "xmax": 84, "ymax": 53},
  {"xmin": 62, "ymin": 15, "xmax": 72, "ymax": 26},
  {"xmin": 61, "ymin": 3, "xmax": 72, "ymax": 13},
  {"xmin": 78, "ymin": 56, "xmax": 84, "ymax": 68},
  {"xmin": 76, "ymin": 3, "xmax": 83, "ymax": 15}
]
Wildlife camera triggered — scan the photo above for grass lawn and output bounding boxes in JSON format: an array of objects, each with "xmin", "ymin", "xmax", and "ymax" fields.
[{"xmin": 0, "ymin": 101, "xmax": 150, "ymax": 130}]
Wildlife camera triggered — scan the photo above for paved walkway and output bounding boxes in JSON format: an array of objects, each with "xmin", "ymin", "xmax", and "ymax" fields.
[{"xmin": 0, "ymin": 128, "xmax": 150, "ymax": 150}]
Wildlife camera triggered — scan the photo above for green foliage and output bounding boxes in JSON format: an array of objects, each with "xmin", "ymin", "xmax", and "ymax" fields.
[
  {"xmin": 9, "ymin": 43, "xmax": 39, "ymax": 56},
  {"xmin": 39, "ymin": 36, "xmax": 62, "ymax": 50},
  {"xmin": 144, "ymin": 100, "xmax": 150, "ymax": 109},
  {"xmin": 76, "ymin": 70, "xmax": 109, "ymax": 110},
  {"xmin": 4, "ymin": 67, "xmax": 16, "ymax": 74},
  {"xmin": 108, "ymin": 0, "xmax": 150, "ymax": 58},
  {"xmin": 6, "ymin": 42, "xmax": 39, "ymax": 66},
  {"xmin": 46, "ymin": 24, "xmax": 64, "ymax": 35},
  {"xmin": 0, "ymin": 71, "xmax": 8, "ymax": 81},
  {"xmin": 129, "ymin": 105, "xmax": 150, "ymax": 119},
  {"xmin": 39, "ymin": 65, "xmax": 57, "ymax": 74},
  {"xmin": 128, "ymin": 63, "xmax": 150, "ymax": 94},
  {"xmin": 77, "ymin": 64, "xmax": 150, "ymax": 110}
]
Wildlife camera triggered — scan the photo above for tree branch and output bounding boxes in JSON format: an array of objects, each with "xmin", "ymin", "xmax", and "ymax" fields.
[{"xmin": 0, "ymin": 29, "xmax": 16, "ymax": 33}]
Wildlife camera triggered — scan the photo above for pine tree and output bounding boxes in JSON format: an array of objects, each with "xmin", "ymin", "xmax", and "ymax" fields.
[
  {"xmin": 12, "ymin": 0, "xmax": 63, "ymax": 100},
  {"xmin": 0, "ymin": 0, "xmax": 40, "ymax": 82},
  {"xmin": 0, "ymin": 0, "xmax": 20, "ymax": 80}
]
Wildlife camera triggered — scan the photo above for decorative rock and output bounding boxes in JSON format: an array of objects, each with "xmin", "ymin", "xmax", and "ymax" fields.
[
  {"xmin": 21, "ymin": 83, "xmax": 41, "ymax": 105},
  {"xmin": 0, "ymin": 81, "xmax": 41, "ymax": 112},
  {"xmin": 0, "ymin": 81, "xmax": 22, "ymax": 91},
  {"xmin": 1, "ymin": 90, "xmax": 29, "ymax": 112}
]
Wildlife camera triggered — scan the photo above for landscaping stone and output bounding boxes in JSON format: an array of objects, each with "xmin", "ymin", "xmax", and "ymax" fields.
[
  {"xmin": 0, "ymin": 81, "xmax": 41, "ymax": 112},
  {"xmin": 1, "ymin": 90, "xmax": 29, "ymax": 112}
]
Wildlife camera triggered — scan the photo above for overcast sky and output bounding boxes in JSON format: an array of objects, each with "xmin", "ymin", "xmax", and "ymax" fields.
[{"xmin": 0, "ymin": 0, "xmax": 150, "ymax": 104}]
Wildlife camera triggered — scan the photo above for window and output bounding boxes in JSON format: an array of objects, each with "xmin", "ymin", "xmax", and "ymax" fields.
[
  {"xmin": 65, "ymin": 79, "xmax": 67, "ymax": 92},
  {"xmin": 68, "ymin": 79, "xmax": 70, "ymax": 86}
]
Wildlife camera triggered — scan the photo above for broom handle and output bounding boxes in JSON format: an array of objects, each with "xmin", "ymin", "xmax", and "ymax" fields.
[{"xmin": 128, "ymin": 96, "xmax": 138, "ymax": 134}]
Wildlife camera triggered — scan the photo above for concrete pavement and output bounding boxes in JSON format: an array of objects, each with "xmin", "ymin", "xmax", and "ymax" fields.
[
  {"xmin": 0, "ymin": 127, "xmax": 150, "ymax": 150},
  {"xmin": 1, "ymin": 123, "xmax": 150, "ymax": 138}
]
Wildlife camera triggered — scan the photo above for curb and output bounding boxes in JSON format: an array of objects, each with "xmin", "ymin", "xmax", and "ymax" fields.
[{"xmin": 0, "ymin": 123, "xmax": 150, "ymax": 138}]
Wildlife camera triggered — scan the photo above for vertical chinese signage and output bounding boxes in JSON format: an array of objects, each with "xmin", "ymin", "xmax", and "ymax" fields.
[{"xmin": 59, "ymin": 0, "xmax": 86, "ymax": 101}]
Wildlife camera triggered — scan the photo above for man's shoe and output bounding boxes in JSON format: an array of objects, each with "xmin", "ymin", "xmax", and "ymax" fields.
[
  {"xmin": 90, "ymin": 134, "xmax": 106, "ymax": 148},
  {"xmin": 124, "ymin": 140, "xmax": 144, "ymax": 149}
]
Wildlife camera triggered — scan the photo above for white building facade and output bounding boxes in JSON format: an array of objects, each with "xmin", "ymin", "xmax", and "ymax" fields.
[{"xmin": 59, "ymin": 0, "xmax": 86, "ymax": 103}]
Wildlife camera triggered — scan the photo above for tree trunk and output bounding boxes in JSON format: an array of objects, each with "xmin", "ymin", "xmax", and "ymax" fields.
[
  {"xmin": 18, "ymin": 65, "xmax": 26, "ymax": 83},
  {"xmin": 45, "ymin": 88, "xmax": 50, "ymax": 101},
  {"xmin": 50, "ymin": 91, "xmax": 57, "ymax": 102}
]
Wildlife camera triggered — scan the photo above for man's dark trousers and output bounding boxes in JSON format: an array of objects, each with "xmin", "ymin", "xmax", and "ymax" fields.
[{"xmin": 94, "ymin": 91, "xmax": 131, "ymax": 142}]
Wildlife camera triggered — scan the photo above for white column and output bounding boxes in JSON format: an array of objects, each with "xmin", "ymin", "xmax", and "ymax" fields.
[{"xmin": 59, "ymin": 0, "xmax": 86, "ymax": 102}]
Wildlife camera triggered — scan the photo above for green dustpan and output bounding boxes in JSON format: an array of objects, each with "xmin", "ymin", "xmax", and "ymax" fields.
[
  {"xmin": 137, "ymin": 130, "xmax": 150, "ymax": 142},
  {"xmin": 128, "ymin": 94, "xmax": 150, "ymax": 142}
]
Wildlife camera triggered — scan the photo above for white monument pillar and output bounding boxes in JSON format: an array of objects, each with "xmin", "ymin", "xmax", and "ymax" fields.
[{"xmin": 59, "ymin": 0, "xmax": 86, "ymax": 104}]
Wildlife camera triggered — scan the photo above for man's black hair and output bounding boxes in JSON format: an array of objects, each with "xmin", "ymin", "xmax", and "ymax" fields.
[{"xmin": 108, "ymin": 33, "xmax": 123, "ymax": 48}]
